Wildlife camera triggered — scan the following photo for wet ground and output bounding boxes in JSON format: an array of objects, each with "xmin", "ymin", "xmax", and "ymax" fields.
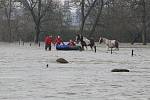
[{"xmin": 0, "ymin": 42, "xmax": 150, "ymax": 100}]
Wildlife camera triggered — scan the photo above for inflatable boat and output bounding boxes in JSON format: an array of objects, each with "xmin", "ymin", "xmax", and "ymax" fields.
[{"xmin": 56, "ymin": 45, "xmax": 81, "ymax": 50}]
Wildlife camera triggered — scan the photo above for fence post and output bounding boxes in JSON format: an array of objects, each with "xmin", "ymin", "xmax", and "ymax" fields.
[
  {"xmin": 39, "ymin": 42, "xmax": 40, "ymax": 47},
  {"xmin": 132, "ymin": 49, "xmax": 134, "ymax": 56},
  {"xmin": 94, "ymin": 46, "xmax": 96, "ymax": 53}
]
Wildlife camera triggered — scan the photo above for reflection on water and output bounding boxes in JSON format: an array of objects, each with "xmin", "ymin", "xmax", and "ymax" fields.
[{"xmin": 0, "ymin": 43, "xmax": 150, "ymax": 100}]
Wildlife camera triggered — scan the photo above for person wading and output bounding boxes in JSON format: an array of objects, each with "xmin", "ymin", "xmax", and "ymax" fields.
[{"xmin": 44, "ymin": 35, "xmax": 52, "ymax": 51}]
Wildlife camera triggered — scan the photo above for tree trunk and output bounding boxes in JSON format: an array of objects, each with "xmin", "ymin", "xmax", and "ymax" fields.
[
  {"xmin": 80, "ymin": 0, "xmax": 85, "ymax": 35},
  {"xmin": 35, "ymin": 25, "xmax": 40, "ymax": 43},
  {"xmin": 142, "ymin": 0, "xmax": 146, "ymax": 45},
  {"xmin": 8, "ymin": 21, "xmax": 12, "ymax": 42},
  {"xmin": 80, "ymin": 18, "xmax": 86, "ymax": 35},
  {"xmin": 80, "ymin": 0, "xmax": 97, "ymax": 35},
  {"xmin": 5, "ymin": 0, "xmax": 12, "ymax": 42},
  {"xmin": 142, "ymin": 23, "xmax": 146, "ymax": 45},
  {"xmin": 35, "ymin": 0, "xmax": 42, "ymax": 43}
]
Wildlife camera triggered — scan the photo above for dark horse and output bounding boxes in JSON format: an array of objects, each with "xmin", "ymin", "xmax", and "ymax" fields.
[{"xmin": 76, "ymin": 34, "xmax": 95, "ymax": 50}]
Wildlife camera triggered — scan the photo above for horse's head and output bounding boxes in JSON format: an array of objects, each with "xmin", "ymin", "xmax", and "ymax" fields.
[{"xmin": 99, "ymin": 37, "xmax": 103, "ymax": 44}]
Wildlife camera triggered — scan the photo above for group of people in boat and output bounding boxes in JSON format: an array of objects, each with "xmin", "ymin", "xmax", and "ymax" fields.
[{"xmin": 44, "ymin": 34, "xmax": 78, "ymax": 51}]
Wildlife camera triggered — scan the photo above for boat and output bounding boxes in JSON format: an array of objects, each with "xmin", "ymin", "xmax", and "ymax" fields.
[{"xmin": 56, "ymin": 45, "xmax": 81, "ymax": 50}]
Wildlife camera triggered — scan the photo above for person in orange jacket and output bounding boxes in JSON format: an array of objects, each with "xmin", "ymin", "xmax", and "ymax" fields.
[
  {"xmin": 44, "ymin": 35, "xmax": 52, "ymax": 51},
  {"xmin": 55, "ymin": 35, "xmax": 64, "ymax": 45}
]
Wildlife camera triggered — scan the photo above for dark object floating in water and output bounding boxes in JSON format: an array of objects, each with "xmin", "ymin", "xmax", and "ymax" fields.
[
  {"xmin": 111, "ymin": 69, "xmax": 129, "ymax": 72},
  {"xmin": 46, "ymin": 64, "xmax": 48, "ymax": 68},
  {"xmin": 56, "ymin": 58, "xmax": 69, "ymax": 63}
]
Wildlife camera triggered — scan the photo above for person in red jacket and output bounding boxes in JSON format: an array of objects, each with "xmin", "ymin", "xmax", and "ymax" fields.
[
  {"xmin": 55, "ymin": 35, "xmax": 64, "ymax": 45},
  {"xmin": 44, "ymin": 35, "xmax": 52, "ymax": 51},
  {"xmin": 67, "ymin": 39, "xmax": 76, "ymax": 46}
]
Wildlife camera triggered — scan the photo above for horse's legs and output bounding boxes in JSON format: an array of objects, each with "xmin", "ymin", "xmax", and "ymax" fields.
[
  {"xmin": 90, "ymin": 45, "xmax": 93, "ymax": 50},
  {"xmin": 81, "ymin": 45, "xmax": 84, "ymax": 50},
  {"xmin": 88, "ymin": 43, "xmax": 94, "ymax": 50},
  {"xmin": 115, "ymin": 41, "xmax": 119, "ymax": 50},
  {"xmin": 117, "ymin": 44, "xmax": 119, "ymax": 50},
  {"xmin": 115, "ymin": 45, "xmax": 119, "ymax": 51},
  {"xmin": 85, "ymin": 45, "xmax": 87, "ymax": 50},
  {"xmin": 90, "ymin": 46, "xmax": 93, "ymax": 50},
  {"xmin": 115, "ymin": 47, "xmax": 119, "ymax": 51}
]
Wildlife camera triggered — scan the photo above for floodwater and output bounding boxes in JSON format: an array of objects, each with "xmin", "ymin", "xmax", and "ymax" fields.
[{"xmin": 0, "ymin": 42, "xmax": 150, "ymax": 100}]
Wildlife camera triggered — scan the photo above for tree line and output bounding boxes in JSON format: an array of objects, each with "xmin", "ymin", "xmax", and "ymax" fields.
[
  {"xmin": 0, "ymin": 0, "xmax": 150, "ymax": 44},
  {"xmin": 72, "ymin": 0, "xmax": 150, "ymax": 44}
]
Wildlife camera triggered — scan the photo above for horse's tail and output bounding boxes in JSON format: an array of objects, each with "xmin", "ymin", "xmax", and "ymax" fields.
[{"xmin": 115, "ymin": 40, "xmax": 119, "ymax": 49}]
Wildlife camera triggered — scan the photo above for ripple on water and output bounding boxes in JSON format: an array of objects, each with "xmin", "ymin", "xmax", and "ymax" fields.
[
  {"xmin": 111, "ymin": 84, "xmax": 123, "ymax": 88},
  {"xmin": 57, "ymin": 92, "xmax": 77, "ymax": 96}
]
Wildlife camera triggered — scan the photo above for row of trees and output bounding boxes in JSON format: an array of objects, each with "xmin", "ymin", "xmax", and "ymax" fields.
[
  {"xmin": 0, "ymin": 0, "xmax": 150, "ymax": 44},
  {"xmin": 72, "ymin": 0, "xmax": 150, "ymax": 44},
  {"xmin": 0, "ymin": 0, "xmax": 64, "ymax": 43}
]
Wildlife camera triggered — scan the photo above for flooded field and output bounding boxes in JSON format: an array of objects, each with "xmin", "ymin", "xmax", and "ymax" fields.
[{"xmin": 0, "ymin": 42, "xmax": 150, "ymax": 100}]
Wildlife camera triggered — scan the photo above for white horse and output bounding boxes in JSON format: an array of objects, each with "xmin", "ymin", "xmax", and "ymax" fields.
[{"xmin": 99, "ymin": 37, "xmax": 119, "ymax": 50}]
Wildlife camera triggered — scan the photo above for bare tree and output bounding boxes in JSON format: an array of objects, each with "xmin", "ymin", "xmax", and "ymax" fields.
[
  {"xmin": 88, "ymin": 0, "xmax": 104, "ymax": 38},
  {"xmin": 141, "ymin": 0, "xmax": 147, "ymax": 45},
  {"xmin": 71, "ymin": 0, "xmax": 98, "ymax": 34},
  {"xmin": 21, "ymin": 0, "xmax": 53, "ymax": 43},
  {"xmin": 80, "ymin": 0, "xmax": 97, "ymax": 34}
]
